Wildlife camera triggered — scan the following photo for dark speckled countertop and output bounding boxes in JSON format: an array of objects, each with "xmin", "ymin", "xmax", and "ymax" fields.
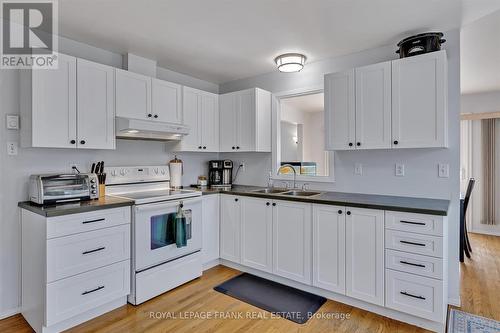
[
  {"xmin": 18, "ymin": 196, "xmax": 134, "ymax": 217},
  {"xmin": 192, "ymin": 185, "xmax": 450, "ymax": 216}
]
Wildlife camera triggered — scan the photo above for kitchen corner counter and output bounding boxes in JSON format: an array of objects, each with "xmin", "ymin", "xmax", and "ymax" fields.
[
  {"xmin": 193, "ymin": 185, "xmax": 450, "ymax": 216},
  {"xmin": 18, "ymin": 196, "xmax": 134, "ymax": 217}
]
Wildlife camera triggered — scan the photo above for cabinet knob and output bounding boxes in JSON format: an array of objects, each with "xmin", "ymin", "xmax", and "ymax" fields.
[
  {"xmin": 153, "ymin": 114, "xmax": 158, "ymax": 118},
  {"xmin": 236, "ymin": 146, "xmax": 240, "ymax": 150},
  {"xmin": 348, "ymin": 142, "xmax": 353, "ymax": 147},
  {"xmin": 232, "ymin": 146, "xmax": 235, "ymax": 150},
  {"xmin": 147, "ymin": 114, "xmax": 152, "ymax": 118},
  {"xmin": 266, "ymin": 202, "xmax": 270, "ymax": 206},
  {"xmin": 198, "ymin": 146, "xmax": 202, "ymax": 149},
  {"xmin": 338, "ymin": 210, "xmax": 343, "ymax": 214},
  {"xmin": 346, "ymin": 211, "xmax": 351, "ymax": 215},
  {"xmin": 393, "ymin": 140, "xmax": 399, "ymax": 145},
  {"xmin": 272, "ymin": 203, "xmax": 276, "ymax": 207},
  {"xmin": 356, "ymin": 142, "xmax": 361, "ymax": 146},
  {"xmin": 203, "ymin": 146, "xmax": 207, "ymax": 149},
  {"xmin": 234, "ymin": 198, "xmax": 239, "ymax": 202},
  {"xmin": 70, "ymin": 140, "xmax": 76, "ymax": 144},
  {"xmin": 80, "ymin": 140, "xmax": 86, "ymax": 145}
]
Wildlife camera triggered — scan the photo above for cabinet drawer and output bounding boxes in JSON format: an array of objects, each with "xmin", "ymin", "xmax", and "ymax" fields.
[
  {"xmin": 385, "ymin": 249, "xmax": 443, "ymax": 280},
  {"xmin": 385, "ymin": 230, "xmax": 443, "ymax": 258},
  {"xmin": 47, "ymin": 224, "xmax": 130, "ymax": 282},
  {"xmin": 46, "ymin": 260, "xmax": 130, "ymax": 326},
  {"xmin": 385, "ymin": 211, "xmax": 443, "ymax": 236},
  {"xmin": 385, "ymin": 269, "xmax": 444, "ymax": 322},
  {"xmin": 47, "ymin": 207, "xmax": 131, "ymax": 238}
]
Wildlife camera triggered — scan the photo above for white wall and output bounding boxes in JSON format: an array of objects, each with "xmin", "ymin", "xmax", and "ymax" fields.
[
  {"xmin": 461, "ymin": 91, "xmax": 500, "ymax": 114},
  {"xmin": 220, "ymin": 30, "xmax": 462, "ymax": 303},
  {"xmin": 0, "ymin": 36, "xmax": 218, "ymax": 318}
]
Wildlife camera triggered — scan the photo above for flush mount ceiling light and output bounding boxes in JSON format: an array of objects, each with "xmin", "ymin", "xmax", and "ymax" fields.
[{"xmin": 274, "ymin": 53, "xmax": 307, "ymax": 72}]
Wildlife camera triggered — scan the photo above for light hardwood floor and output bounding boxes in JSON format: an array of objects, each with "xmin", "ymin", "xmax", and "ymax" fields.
[{"xmin": 1, "ymin": 233, "xmax": 498, "ymax": 333}]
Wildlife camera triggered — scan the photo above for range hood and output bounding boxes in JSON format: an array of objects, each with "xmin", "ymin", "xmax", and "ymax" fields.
[{"xmin": 116, "ymin": 117, "xmax": 189, "ymax": 141}]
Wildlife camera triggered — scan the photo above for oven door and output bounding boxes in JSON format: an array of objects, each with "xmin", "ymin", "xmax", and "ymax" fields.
[{"xmin": 134, "ymin": 197, "xmax": 202, "ymax": 271}]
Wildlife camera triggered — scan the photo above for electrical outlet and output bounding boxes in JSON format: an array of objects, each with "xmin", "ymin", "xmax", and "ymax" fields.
[
  {"xmin": 438, "ymin": 163, "xmax": 449, "ymax": 178},
  {"xmin": 354, "ymin": 163, "xmax": 363, "ymax": 175},
  {"xmin": 69, "ymin": 163, "xmax": 79, "ymax": 173},
  {"xmin": 240, "ymin": 162, "xmax": 245, "ymax": 172},
  {"xmin": 395, "ymin": 163, "xmax": 405, "ymax": 177},
  {"xmin": 7, "ymin": 142, "xmax": 18, "ymax": 155}
]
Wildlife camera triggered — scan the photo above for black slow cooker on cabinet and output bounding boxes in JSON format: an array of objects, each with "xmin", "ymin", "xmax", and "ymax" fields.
[{"xmin": 396, "ymin": 32, "xmax": 446, "ymax": 58}]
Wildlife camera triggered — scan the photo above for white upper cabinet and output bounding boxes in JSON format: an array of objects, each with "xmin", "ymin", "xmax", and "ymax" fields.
[
  {"xmin": 219, "ymin": 88, "xmax": 271, "ymax": 152},
  {"xmin": 325, "ymin": 69, "xmax": 355, "ymax": 150},
  {"xmin": 115, "ymin": 69, "xmax": 152, "ymax": 120},
  {"xmin": 21, "ymin": 54, "xmax": 115, "ymax": 150},
  {"xmin": 312, "ymin": 204, "xmax": 346, "ymax": 294},
  {"xmin": 355, "ymin": 61, "xmax": 392, "ymax": 149},
  {"xmin": 21, "ymin": 53, "xmax": 77, "ymax": 148},
  {"xmin": 176, "ymin": 86, "xmax": 219, "ymax": 152},
  {"xmin": 392, "ymin": 51, "xmax": 447, "ymax": 148},
  {"xmin": 345, "ymin": 207, "xmax": 384, "ymax": 306},
  {"xmin": 76, "ymin": 58, "xmax": 115, "ymax": 150},
  {"xmin": 325, "ymin": 51, "xmax": 447, "ymax": 150},
  {"xmin": 272, "ymin": 200, "xmax": 312, "ymax": 284},
  {"xmin": 152, "ymin": 78, "xmax": 182, "ymax": 123},
  {"xmin": 240, "ymin": 197, "xmax": 273, "ymax": 273}
]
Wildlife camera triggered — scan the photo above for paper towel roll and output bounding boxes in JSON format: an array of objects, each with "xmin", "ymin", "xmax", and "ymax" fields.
[{"xmin": 170, "ymin": 162, "xmax": 182, "ymax": 188}]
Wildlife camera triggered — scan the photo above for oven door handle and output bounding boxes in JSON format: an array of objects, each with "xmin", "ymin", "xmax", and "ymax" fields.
[{"xmin": 135, "ymin": 197, "xmax": 200, "ymax": 212}]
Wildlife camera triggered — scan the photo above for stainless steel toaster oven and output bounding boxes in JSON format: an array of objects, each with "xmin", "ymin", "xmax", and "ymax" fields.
[{"xmin": 29, "ymin": 173, "xmax": 99, "ymax": 204}]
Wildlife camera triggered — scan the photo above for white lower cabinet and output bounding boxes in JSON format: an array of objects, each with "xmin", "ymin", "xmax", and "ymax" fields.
[
  {"xmin": 240, "ymin": 197, "xmax": 273, "ymax": 272},
  {"xmin": 345, "ymin": 207, "xmax": 385, "ymax": 306},
  {"xmin": 201, "ymin": 195, "xmax": 220, "ymax": 266},
  {"xmin": 220, "ymin": 195, "xmax": 241, "ymax": 263},
  {"xmin": 312, "ymin": 204, "xmax": 346, "ymax": 294}
]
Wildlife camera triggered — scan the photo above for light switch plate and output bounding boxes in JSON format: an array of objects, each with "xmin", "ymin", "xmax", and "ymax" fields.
[
  {"xmin": 438, "ymin": 163, "xmax": 449, "ymax": 178},
  {"xmin": 354, "ymin": 163, "xmax": 363, "ymax": 175},
  {"xmin": 395, "ymin": 163, "xmax": 405, "ymax": 176},
  {"xmin": 7, "ymin": 142, "xmax": 18, "ymax": 155}
]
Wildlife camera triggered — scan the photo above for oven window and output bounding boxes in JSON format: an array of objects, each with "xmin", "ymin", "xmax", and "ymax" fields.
[{"xmin": 150, "ymin": 210, "xmax": 192, "ymax": 250}]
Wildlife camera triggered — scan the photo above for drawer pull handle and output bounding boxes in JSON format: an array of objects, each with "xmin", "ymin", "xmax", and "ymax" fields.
[
  {"xmin": 81, "ymin": 285, "xmax": 104, "ymax": 295},
  {"xmin": 400, "ymin": 260, "xmax": 426, "ymax": 268},
  {"xmin": 400, "ymin": 240, "xmax": 426, "ymax": 247},
  {"xmin": 82, "ymin": 218, "xmax": 105, "ymax": 224},
  {"xmin": 82, "ymin": 247, "xmax": 106, "ymax": 255},
  {"xmin": 400, "ymin": 220, "xmax": 426, "ymax": 226},
  {"xmin": 400, "ymin": 291, "xmax": 426, "ymax": 300}
]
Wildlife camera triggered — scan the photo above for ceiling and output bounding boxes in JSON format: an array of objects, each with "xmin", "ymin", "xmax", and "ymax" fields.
[
  {"xmin": 56, "ymin": 0, "xmax": 500, "ymax": 84},
  {"xmin": 281, "ymin": 93, "xmax": 324, "ymax": 113},
  {"xmin": 461, "ymin": 10, "xmax": 500, "ymax": 94}
]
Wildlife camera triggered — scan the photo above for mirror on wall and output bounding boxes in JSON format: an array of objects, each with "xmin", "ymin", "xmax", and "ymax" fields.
[{"xmin": 278, "ymin": 92, "xmax": 329, "ymax": 177}]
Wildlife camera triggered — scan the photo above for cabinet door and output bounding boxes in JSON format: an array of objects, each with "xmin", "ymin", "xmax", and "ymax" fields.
[
  {"xmin": 312, "ymin": 205, "xmax": 346, "ymax": 294},
  {"xmin": 220, "ymin": 195, "xmax": 241, "ymax": 263},
  {"xmin": 76, "ymin": 58, "xmax": 115, "ymax": 150},
  {"xmin": 180, "ymin": 87, "xmax": 201, "ymax": 150},
  {"xmin": 324, "ymin": 69, "xmax": 355, "ymax": 150},
  {"xmin": 355, "ymin": 62, "xmax": 392, "ymax": 149},
  {"xmin": 346, "ymin": 207, "xmax": 384, "ymax": 306},
  {"xmin": 31, "ymin": 53, "xmax": 77, "ymax": 148},
  {"xmin": 200, "ymin": 92, "xmax": 219, "ymax": 151},
  {"xmin": 392, "ymin": 51, "xmax": 447, "ymax": 148},
  {"xmin": 115, "ymin": 69, "xmax": 151, "ymax": 120},
  {"xmin": 219, "ymin": 93, "xmax": 238, "ymax": 152},
  {"xmin": 202, "ymin": 195, "xmax": 220, "ymax": 265},
  {"xmin": 240, "ymin": 197, "xmax": 273, "ymax": 272},
  {"xmin": 272, "ymin": 200, "xmax": 312, "ymax": 284},
  {"xmin": 237, "ymin": 89, "xmax": 256, "ymax": 151},
  {"xmin": 152, "ymin": 78, "xmax": 182, "ymax": 123}
]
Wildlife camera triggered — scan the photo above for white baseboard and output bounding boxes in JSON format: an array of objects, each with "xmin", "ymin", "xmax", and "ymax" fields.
[
  {"xmin": 203, "ymin": 259, "xmax": 221, "ymax": 271},
  {"xmin": 470, "ymin": 229, "xmax": 500, "ymax": 237},
  {"xmin": 0, "ymin": 307, "xmax": 21, "ymax": 320},
  {"xmin": 448, "ymin": 297, "xmax": 461, "ymax": 307}
]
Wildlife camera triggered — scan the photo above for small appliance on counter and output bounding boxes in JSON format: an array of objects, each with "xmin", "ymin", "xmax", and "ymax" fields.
[
  {"xmin": 208, "ymin": 160, "xmax": 233, "ymax": 188},
  {"xmin": 29, "ymin": 173, "xmax": 99, "ymax": 204},
  {"xmin": 169, "ymin": 155, "xmax": 183, "ymax": 189}
]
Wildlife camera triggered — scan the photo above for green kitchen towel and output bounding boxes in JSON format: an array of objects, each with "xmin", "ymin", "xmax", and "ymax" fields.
[{"xmin": 175, "ymin": 204, "xmax": 187, "ymax": 248}]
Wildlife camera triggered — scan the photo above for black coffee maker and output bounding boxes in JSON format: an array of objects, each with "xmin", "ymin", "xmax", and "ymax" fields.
[{"xmin": 208, "ymin": 160, "xmax": 233, "ymax": 187}]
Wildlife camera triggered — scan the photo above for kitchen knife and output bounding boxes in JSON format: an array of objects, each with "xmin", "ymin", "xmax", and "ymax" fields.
[
  {"xmin": 95, "ymin": 162, "xmax": 101, "ymax": 174},
  {"xmin": 91, "ymin": 162, "xmax": 96, "ymax": 174},
  {"xmin": 100, "ymin": 161, "xmax": 105, "ymax": 173}
]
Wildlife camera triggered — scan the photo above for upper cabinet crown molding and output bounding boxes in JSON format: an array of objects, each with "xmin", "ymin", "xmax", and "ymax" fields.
[
  {"xmin": 21, "ymin": 53, "xmax": 115, "ymax": 149},
  {"xmin": 219, "ymin": 88, "xmax": 272, "ymax": 152},
  {"xmin": 325, "ymin": 51, "xmax": 448, "ymax": 151}
]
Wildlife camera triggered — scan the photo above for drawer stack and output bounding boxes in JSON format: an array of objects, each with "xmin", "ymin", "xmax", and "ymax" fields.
[
  {"xmin": 21, "ymin": 206, "xmax": 132, "ymax": 333},
  {"xmin": 384, "ymin": 211, "xmax": 447, "ymax": 323}
]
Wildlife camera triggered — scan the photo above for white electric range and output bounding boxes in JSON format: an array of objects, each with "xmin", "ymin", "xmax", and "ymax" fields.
[{"xmin": 106, "ymin": 166, "xmax": 202, "ymax": 305}]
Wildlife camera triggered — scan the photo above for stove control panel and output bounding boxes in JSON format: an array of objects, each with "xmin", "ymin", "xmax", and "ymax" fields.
[{"xmin": 105, "ymin": 166, "xmax": 170, "ymax": 185}]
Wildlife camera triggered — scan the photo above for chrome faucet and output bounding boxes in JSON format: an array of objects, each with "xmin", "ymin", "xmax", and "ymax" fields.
[{"xmin": 278, "ymin": 164, "xmax": 297, "ymax": 189}]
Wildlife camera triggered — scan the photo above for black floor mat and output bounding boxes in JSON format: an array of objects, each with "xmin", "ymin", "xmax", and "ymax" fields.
[{"xmin": 214, "ymin": 273, "xmax": 327, "ymax": 324}]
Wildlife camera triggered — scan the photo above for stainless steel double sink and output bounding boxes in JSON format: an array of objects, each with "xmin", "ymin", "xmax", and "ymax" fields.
[{"xmin": 251, "ymin": 188, "xmax": 322, "ymax": 197}]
